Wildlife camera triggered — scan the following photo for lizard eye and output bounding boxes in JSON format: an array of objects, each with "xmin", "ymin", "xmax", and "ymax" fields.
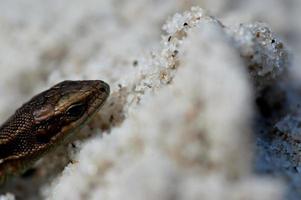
[{"xmin": 66, "ymin": 103, "xmax": 86, "ymax": 120}]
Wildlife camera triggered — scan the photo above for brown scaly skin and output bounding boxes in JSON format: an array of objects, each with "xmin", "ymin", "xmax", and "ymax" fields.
[{"xmin": 0, "ymin": 80, "xmax": 110, "ymax": 184}]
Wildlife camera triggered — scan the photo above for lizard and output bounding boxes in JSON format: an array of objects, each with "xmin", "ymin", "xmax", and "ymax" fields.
[{"xmin": 0, "ymin": 80, "xmax": 110, "ymax": 184}]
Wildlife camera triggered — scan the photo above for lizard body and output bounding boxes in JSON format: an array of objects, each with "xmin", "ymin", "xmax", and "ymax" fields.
[{"xmin": 0, "ymin": 80, "xmax": 110, "ymax": 183}]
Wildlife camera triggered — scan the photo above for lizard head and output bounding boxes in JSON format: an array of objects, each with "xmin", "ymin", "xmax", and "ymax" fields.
[
  {"xmin": 31, "ymin": 80, "xmax": 110, "ymax": 144},
  {"xmin": 0, "ymin": 80, "xmax": 110, "ymax": 179}
]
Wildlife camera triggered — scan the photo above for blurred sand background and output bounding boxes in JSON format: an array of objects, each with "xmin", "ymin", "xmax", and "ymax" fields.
[{"xmin": 0, "ymin": 1, "xmax": 300, "ymax": 200}]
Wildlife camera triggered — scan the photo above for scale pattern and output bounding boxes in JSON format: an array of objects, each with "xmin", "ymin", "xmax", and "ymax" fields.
[{"xmin": 0, "ymin": 80, "xmax": 110, "ymax": 183}]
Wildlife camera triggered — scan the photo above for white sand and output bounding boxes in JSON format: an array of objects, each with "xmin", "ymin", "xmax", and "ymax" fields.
[{"xmin": 0, "ymin": 1, "xmax": 299, "ymax": 200}]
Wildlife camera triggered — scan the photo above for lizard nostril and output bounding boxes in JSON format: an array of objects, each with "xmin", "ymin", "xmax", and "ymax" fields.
[
  {"xmin": 99, "ymin": 84, "xmax": 110, "ymax": 94},
  {"xmin": 100, "ymin": 87, "xmax": 106, "ymax": 93}
]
